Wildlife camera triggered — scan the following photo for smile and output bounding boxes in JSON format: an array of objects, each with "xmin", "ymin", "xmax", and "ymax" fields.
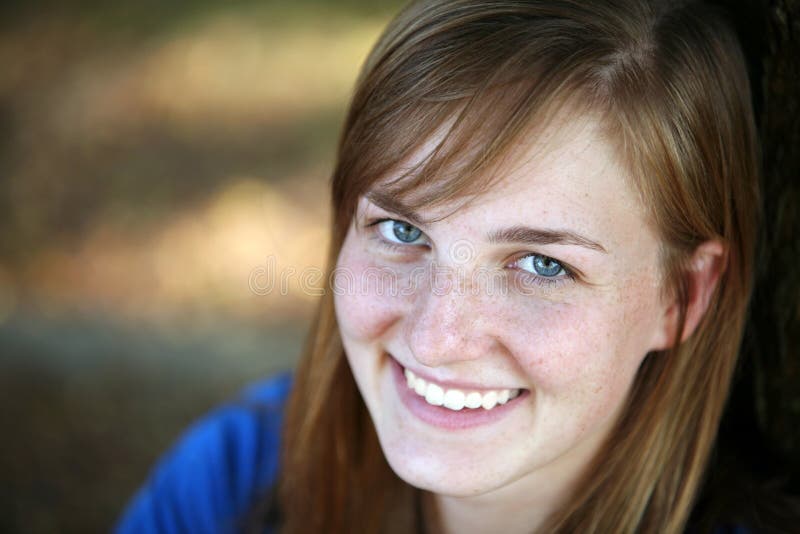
[
  {"xmin": 404, "ymin": 368, "xmax": 521, "ymax": 411},
  {"xmin": 388, "ymin": 355, "xmax": 529, "ymax": 430}
]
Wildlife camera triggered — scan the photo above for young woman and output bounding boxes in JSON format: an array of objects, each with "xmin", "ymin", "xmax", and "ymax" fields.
[{"xmin": 117, "ymin": 1, "xmax": 761, "ymax": 532}]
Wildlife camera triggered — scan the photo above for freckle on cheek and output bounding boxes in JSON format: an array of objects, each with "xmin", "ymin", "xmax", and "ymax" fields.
[{"xmin": 338, "ymin": 292, "xmax": 399, "ymax": 341}]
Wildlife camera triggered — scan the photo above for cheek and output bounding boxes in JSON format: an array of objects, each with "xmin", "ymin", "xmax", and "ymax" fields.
[
  {"xmin": 333, "ymin": 236, "xmax": 408, "ymax": 343},
  {"xmin": 502, "ymin": 290, "xmax": 656, "ymax": 403},
  {"xmin": 497, "ymin": 300, "xmax": 643, "ymax": 439},
  {"xmin": 495, "ymin": 300, "xmax": 603, "ymax": 387}
]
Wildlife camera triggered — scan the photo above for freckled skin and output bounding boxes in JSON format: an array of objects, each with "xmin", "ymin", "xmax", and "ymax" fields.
[{"xmin": 333, "ymin": 117, "xmax": 672, "ymax": 532}]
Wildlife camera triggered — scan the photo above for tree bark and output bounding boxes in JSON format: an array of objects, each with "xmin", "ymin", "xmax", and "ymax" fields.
[
  {"xmin": 704, "ymin": 0, "xmax": 800, "ymax": 528},
  {"xmin": 747, "ymin": 0, "xmax": 800, "ymax": 480}
]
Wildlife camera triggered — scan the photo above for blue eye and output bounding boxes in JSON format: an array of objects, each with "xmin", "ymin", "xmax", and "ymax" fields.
[
  {"xmin": 515, "ymin": 254, "xmax": 566, "ymax": 277},
  {"xmin": 377, "ymin": 220, "xmax": 424, "ymax": 244}
]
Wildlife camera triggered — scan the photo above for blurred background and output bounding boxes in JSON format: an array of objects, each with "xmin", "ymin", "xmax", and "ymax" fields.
[
  {"xmin": 0, "ymin": 0, "xmax": 402, "ymax": 531},
  {"xmin": 1, "ymin": 1, "xmax": 798, "ymax": 533}
]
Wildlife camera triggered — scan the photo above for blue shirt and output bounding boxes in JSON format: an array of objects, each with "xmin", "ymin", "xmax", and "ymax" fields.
[
  {"xmin": 115, "ymin": 372, "xmax": 291, "ymax": 534},
  {"xmin": 115, "ymin": 372, "xmax": 751, "ymax": 534}
]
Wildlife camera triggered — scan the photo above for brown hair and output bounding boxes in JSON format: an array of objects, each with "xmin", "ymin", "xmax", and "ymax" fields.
[{"xmin": 276, "ymin": 1, "xmax": 760, "ymax": 532}]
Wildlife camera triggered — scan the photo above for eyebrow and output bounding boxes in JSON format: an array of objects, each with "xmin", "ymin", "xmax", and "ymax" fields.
[
  {"xmin": 365, "ymin": 191, "xmax": 430, "ymax": 226},
  {"xmin": 487, "ymin": 226, "xmax": 608, "ymax": 253},
  {"xmin": 364, "ymin": 191, "xmax": 608, "ymax": 254}
]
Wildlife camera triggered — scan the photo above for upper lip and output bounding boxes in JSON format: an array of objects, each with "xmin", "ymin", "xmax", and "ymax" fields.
[{"xmin": 389, "ymin": 352, "xmax": 526, "ymax": 392}]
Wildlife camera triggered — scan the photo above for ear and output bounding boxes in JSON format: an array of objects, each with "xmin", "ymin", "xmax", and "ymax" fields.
[{"xmin": 650, "ymin": 240, "xmax": 726, "ymax": 351}]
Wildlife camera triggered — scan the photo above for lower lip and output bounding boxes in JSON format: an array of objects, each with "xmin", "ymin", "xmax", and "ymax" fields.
[{"xmin": 389, "ymin": 355, "xmax": 529, "ymax": 430}]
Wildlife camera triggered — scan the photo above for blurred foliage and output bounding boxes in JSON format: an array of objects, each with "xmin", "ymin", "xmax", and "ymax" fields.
[
  {"xmin": 0, "ymin": 1, "xmax": 402, "ymax": 532},
  {"xmin": 0, "ymin": 0, "xmax": 405, "ymax": 37},
  {"xmin": 0, "ymin": 0, "xmax": 403, "ymax": 268}
]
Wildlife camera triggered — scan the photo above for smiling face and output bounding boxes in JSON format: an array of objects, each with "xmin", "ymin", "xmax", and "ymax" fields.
[{"xmin": 332, "ymin": 115, "xmax": 672, "ymax": 503}]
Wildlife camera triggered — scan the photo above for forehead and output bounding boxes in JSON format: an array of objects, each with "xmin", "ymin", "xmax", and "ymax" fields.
[
  {"xmin": 489, "ymin": 118, "xmax": 644, "ymax": 233},
  {"xmin": 368, "ymin": 114, "xmax": 650, "ymax": 254}
]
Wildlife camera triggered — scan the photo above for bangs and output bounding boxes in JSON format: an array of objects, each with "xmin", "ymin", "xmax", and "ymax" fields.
[
  {"xmin": 367, "ymin": 81, "xmax": 593, "ymax": 222},
  {"xmin": 332, "ymin": 6, "xmax": 609, "ymax": 231}
]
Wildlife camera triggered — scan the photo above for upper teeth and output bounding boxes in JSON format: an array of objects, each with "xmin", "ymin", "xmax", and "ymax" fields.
[{"xmin": 404, "ymin": 368, "xmax": 521, "ymax": 411}]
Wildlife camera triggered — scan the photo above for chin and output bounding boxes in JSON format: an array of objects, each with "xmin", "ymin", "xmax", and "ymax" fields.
[
  {"xmin": 386, "ymin": 456, "xmax": 495, "ymax": 497},
  {"xmin": 375, "ymin": 427, "xmax": 514, "ymax": 498}
]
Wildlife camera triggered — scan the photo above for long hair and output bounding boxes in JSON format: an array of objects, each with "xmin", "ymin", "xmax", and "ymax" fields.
[{"xmin": 277, "ymin": 1, "xmax": 760, "ymax": 532}]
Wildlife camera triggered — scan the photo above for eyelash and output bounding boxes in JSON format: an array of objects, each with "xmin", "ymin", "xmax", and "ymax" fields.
[
  {"xmin": 509, "ymin": 254, "xmax": 575, "ymax": 289},
  {"xmin": 366, "ymin": 218, "xmax": 429, "ymax": 251},
  {"xmin": 363, "ymin": 217, "xmax": 577, "ymax": 289}
]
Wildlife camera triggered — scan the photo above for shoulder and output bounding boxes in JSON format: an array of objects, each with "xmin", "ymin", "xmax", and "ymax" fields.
[{"xmin": 114, "ymin": 372, "xmax": 293, "ymax": 534}]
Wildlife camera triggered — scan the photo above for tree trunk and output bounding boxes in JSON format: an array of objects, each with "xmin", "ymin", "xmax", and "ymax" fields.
[
  {"xmin": 746, "ymin": 0, "xmax": 800, "ymax": 481},
  {"xmin": 703, "ymin": 0, "xmax": 800, "ymax": 529}
]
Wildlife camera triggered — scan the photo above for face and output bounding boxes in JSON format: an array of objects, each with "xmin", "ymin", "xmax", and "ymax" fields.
[{"xmin": 333, "ymin": 115, "xmax": 671, "ymax": 501}]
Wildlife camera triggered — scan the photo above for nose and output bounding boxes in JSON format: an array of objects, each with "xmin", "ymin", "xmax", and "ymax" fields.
[{"xmin": 404, "ymin": 269, "xmax": 498, "ymax": 368}]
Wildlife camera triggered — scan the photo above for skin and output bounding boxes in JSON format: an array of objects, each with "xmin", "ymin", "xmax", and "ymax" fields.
[{"xmin": 332, "ymin": 115, "xmax": 718, "ymax": 534}]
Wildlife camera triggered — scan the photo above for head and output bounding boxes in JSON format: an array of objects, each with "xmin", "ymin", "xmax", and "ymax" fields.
[{"xmin": 279, "ymin": 1, "xmax": 759, "ymax": 533}]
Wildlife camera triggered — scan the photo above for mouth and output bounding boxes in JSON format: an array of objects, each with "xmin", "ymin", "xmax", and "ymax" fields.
[
  {"xmin": 386, "ymin": 353, "xmax": 529, "ymax": 429},
  {"xmin": 403, "ymin": 367, "xmax": 523, "ymax": 411}
]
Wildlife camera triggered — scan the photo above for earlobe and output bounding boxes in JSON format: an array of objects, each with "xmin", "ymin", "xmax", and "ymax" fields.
[{"xmin": 651, "ymin": 240, "xmax": 726, "ymax": 351}]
